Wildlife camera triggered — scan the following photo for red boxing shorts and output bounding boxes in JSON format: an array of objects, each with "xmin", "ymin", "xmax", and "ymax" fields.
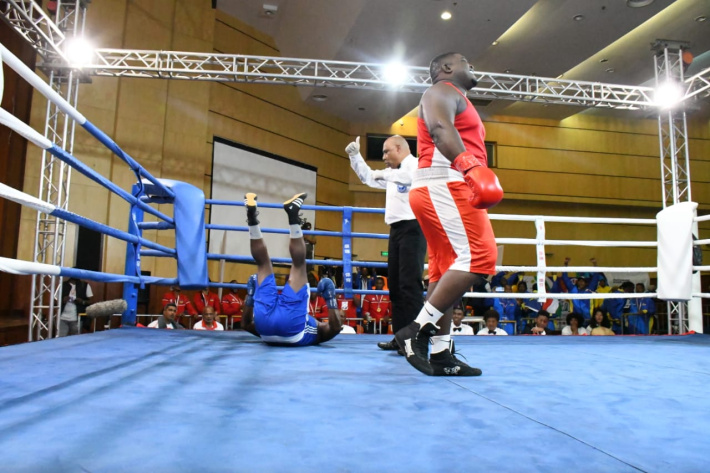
[{"xmin": 410, "ymin": 171, "xmax": 497, "ymax": 282}]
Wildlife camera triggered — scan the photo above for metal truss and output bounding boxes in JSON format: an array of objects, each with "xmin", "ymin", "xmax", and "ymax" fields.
[
  {"xmin": 27, "ymin": 1, "xmax": 86, "ymax": 341},
  {"xmin": 652, "ymin": 40, "xmax": 701, "ymax": 335},
  {"xmin": 683, "ymin": 66, "xmax": 710, "ymax": 102},
  {"xmin": 43, "ymin": 49, "xmax": 657, "ymax": 109},
  {"xmin": 0, "ymin": 0, "xmax": 67, "ymax": 61}
]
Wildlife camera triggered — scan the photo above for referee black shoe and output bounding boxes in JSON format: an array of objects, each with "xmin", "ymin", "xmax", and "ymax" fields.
[
  {"xmin": 395, "ymin": 321, "xmax": 437, "ymax": 376},
  {"xmin": 430, "ymin": 349, "xmax": 482, "ymax": 377},
  {"xmin": 377, "ymin": 338, "xmax": 399, "ymax": 351}
]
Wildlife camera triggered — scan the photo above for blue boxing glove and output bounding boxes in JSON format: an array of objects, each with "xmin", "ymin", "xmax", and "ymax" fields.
[
  {"xmin": 244, "ymin": 274, "xmax": 257, "ymax": 307},
  {"xmin": 316, "ymin": 277, "xmax": 338, "ymax": 309}
]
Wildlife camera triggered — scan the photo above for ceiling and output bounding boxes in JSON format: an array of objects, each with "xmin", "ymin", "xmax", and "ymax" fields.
[{"xmin": 216, "ymin": 0, "xmax": 710, "ymax": 125}]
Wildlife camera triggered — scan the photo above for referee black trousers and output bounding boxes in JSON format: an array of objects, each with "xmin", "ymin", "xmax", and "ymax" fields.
[{"xmin": 388, "ymin": 219, "xmax": 427, "ymax": 333}]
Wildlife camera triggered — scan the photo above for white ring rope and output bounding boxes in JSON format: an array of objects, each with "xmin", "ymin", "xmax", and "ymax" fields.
[
  {"xmin": 489, "ymin": 214, "xmax": 656, "ymax": 225},
  {"xmin": 497, "ymin": 266, "xmax": 657, "ymax": 273},
  {"xmin": 0, "ymin": 257, "xmax": 61, "ymax": 276},
  {"xmin": 495, "ymin": 238, "xmax": 656, "ymax": 247},
  {"xmin": 460, "ymin": 292, "xmax": 657, "ymax": 300},
  {"xmin": 0, "ymin": 44, "xmax": 87, "ymax": 125}
]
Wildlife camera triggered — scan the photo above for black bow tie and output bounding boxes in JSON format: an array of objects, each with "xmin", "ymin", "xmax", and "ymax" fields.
[
  {"xmin": 489, "ymin": 330, "xmax": 497, "ymax": 335},
  {"xmin": 453, "ymin": 327, "xmax": 462, "ymax": 332}
]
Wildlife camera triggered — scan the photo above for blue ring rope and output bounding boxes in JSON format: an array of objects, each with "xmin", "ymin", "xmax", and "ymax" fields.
[
  {"xmin": 48, "ymin": 145, "xmax": 173, "ymax": 224},
  {"xmin": 82, "ymin": 121, "xmax": 175, "ymax": 199}
]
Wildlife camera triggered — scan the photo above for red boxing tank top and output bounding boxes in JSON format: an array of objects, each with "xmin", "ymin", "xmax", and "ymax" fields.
[{"xmin": 417, "ymin": 82, "xmax": 487, "ymax": 169}]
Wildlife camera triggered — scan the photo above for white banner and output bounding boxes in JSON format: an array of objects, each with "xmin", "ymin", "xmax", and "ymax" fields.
[{"xmin": 603, "ymin": 271, "xmax": 651, "ymax": 289}]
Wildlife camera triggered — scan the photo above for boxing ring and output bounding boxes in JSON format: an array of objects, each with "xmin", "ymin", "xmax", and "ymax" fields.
[{"xmin": 1, "ymin": 28, "xmax": 710, "ymax": 473}]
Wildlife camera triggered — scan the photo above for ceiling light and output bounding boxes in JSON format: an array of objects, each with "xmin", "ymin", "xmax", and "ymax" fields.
[
  {"xmin": 491, "ymin": 41, "xmax": 499, "ymax": 46},
  {"xmin": 626, "ymin": 0, "xmax": 654, "ymax": 7},
  {"xmin": 605, "ymin": 68, "xmax": 615, "ymax": 73},
  {"xmin": 573, "ymin": 14, "xmax": 584, "ymax": 21},
  {"xmin": 504, "ymin": 69, "xmax": 512, "ymax": 74},
  {"xmin": 64, "ymin": 37, "xmax": 95, "ymax": 67},
  {"xmin": 312, "ymin": 94, "xmax": 328, "ymax": 102},
  {"xmin": 599, "ymin": 58, "xmax": 608, "ymax": 63},
  {"xmin": 383, "ymin": 62, "xmax": 408, "ymax": 85},
  {"xmin": 695, "ymin": 15, "xmax": 707, "ymax": 22},
  {"xmin": 441, "ymin": 11, "xmax": 452, "ymax": 20},
  {"xmin": 358, "ymin": 107, "xmax": 366, "ymax": 111},
  {"xmin": 654, "ymin": 81, "xmax": 683, "ymax": 109}
]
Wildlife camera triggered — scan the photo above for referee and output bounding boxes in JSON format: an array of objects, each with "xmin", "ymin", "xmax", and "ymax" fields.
[{"xmin": 346, "ymin": 135, "xmax": 427, "ymax": 353}]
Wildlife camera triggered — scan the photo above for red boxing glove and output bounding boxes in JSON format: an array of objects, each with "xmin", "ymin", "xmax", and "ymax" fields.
[{"xmin": 453, "ymin": 152, "xmax": 504, "ymax": 209}]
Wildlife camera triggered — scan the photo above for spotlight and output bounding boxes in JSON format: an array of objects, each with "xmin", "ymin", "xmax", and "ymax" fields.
[
  {"xmin": 654, "ymin": 81, "xmax": 684, "ymax": 109},
  {"xmin": 441, "ymin": 11, "xmax": 452, "ymax": 20},
  {"xmin": 64, "ymin": 37, "xmax": 95, "ymax": 67},
  {"xmin": 383, "ymin": 62, "xmax": 408, "ymax": 85}
]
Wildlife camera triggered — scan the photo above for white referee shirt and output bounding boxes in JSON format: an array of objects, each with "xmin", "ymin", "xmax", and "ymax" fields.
[{"xmin": 350, "ymin": 153, "xmax": 417, "ymax": 225}]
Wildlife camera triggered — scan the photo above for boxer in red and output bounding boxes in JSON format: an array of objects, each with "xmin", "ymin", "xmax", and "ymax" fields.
[{"xmin": 395, "ymin": 52, "xmax": 503, "ymax": 376}]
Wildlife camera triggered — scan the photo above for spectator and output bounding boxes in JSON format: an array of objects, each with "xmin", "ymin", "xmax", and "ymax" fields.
[
  {"xmin": 634, "ymin": 283, "xmax": 656, "ymax": 334},
  {"xmin": 193, "ymin": 287, "xmax": 221, "ymax": 314},
  {"xmin": 476, "ymin": 309, "xmax": 507, "ymax": 336},
  {"xmin": 162, "ymin": 286, "xmax": 197, "ymax": 317},
  {"xmin": 148, "ymin": 303, "xmax": 184, "ymax": 329},
  {"xmin": 193, "ymin": 306, "xmax": 224, "ymax": 331},
  {"xmin": 336, "ymin": 280, "xmax": 360, "ymax": 329},
  {"xmin": 221, "ymin": 280, "xmax": 243, "ymax": 329},
  {"xmin": 588, "ymin": 308, "xmax": 615, "ymax": 336},
  {"xmin": 362, "ymin": 277, "xmax": 392, "ymax": 334},
  {"xmin": 491, "ymin": 285, "xmax": 517, "ymax": 335},
  {"xmin": 523, "ymin": 310, "xmax": 552, "ymax": 335},
  {"xmin": 451, "ymin": 307, "xmax": 474, "ymax": 335},
  {"xmin": 561, "ymin": 257, "xmax": 602, "ymax": 320},
  {"xmin": 561, "ymin": 312, "xmax": 588, "ymax": 335},
  {"xmin": 58, "ymin": 275, "xmax": 93, "ymax": 337}
]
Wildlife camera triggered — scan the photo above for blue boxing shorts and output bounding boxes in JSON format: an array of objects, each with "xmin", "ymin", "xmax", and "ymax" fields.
[{"xmin": 253, "ymin": 274, "xmax": 319, "ymax": 346}]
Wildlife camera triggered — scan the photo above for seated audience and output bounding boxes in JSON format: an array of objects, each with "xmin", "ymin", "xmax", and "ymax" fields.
[
  {"xmin": 476, "ymin": 309, "xmax": 507, "ymax": 336},
  {"xmin": 362, "ymin": 277, "xmax": 391, "ymax": 334},
  {"xmin": 221, "ymin": 280, "xmax": 244, "ymax": 328},
  {"xmin": 336, "ymin": 280, "xmax": 360, "ymax": 328},
  {"xmin": 561, "ymin": 312, "xmax": 588, "ymax": 335},
  {"xmin": 523, "ymin": 310, "xmax": 552, "ymax": 335},
  {"xmin": 588, "ymin": 308, "xmax": 615, "ymax": 336},
  {"xmin": 148, "ymin": 303, "xmax": 184, "ymax": 329},
  {"xmin": 451, "ymin": 306, "xmax": 474, "ymax": 335},
  {"xmin": 307, "ymin": 273, "xmax": 328, "ymax": 321},
  {"xmin": 161, "ymin": 286, "xmax": 197, "ymax": 317},
  {"xmin": 193, "ymin": 287, "xmax": 221, "ymax": 314},
  {"xmin": 193, "ymin": 306, "xmax": 224, "ymax": 331}
]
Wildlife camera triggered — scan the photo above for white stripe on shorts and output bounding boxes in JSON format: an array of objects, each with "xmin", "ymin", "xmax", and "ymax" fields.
[{"xmin": 427, "ymin": 181, "xmax": 472, "ymax": 273}]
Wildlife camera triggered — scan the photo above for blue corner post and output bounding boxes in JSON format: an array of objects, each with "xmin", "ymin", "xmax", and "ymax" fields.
[
  {"xmin": 342, "ymin": 207, "xmax": 353, "ymax": 299},
  {"xmin": 122, "ymin": 183, "xmax": 144, "ymax": 326}
]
